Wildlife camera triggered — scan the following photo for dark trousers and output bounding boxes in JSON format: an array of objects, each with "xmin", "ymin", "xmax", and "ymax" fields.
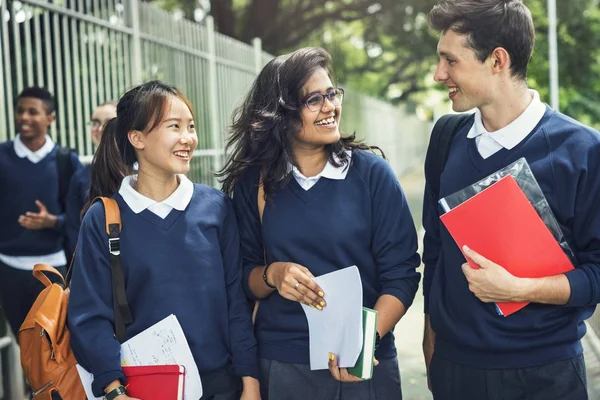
[
  {"xmin": 259, "ymin": 357, "xmax": 402, "ymax": 400},
  {"xmin": 430, "ymin": 352, "xmax": 588, "ymax": 400},
  {"xmin": 0, "ymin": 260, "xmax": 66, "ymax": 337}
]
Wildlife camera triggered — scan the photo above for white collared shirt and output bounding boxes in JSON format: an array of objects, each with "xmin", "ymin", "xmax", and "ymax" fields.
[
  {"xmin": 0, "ymin": 135, "xmax": 65, "ymax": 269},
  {"xmin": 467, "ymin": 90, "xmax": 547, "ymax": 159},
  {"xmin": 119, "ymin": 174, "xmax": 194, "ymax": 219},
  {"xmin": 14, "ymin": 134, "xmax": 55, "ymax": 163},
  {"xmin": 290, "ymin": 151, "xmax": 352, "ymax": 191}
]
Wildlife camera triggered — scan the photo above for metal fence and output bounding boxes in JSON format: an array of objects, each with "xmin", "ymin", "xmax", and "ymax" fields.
[{"xmin": 1, "ymin": 1, "xmax": 431, "ymax": 398}]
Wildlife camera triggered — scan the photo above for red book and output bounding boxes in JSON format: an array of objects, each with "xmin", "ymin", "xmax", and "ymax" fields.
[
  {"xmin": 122, "ymin": 365, "xmax": 185, "ymax": 400},
  {"xmin": 440, "ymin": 175, "xmax": 574, "ymax": 316}
]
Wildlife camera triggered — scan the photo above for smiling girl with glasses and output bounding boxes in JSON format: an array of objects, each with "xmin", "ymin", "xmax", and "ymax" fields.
[{"xmin": 219, "ymin": 47, "xmax": 420, "ymax": 400}]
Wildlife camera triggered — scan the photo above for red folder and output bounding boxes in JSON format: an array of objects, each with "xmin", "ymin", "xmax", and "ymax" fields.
[
  {"xmin": 440, "ymin": 175, "xmax": 574, "ymax": 316},
  {"xmin": 122, "ymin": 364, "xmax": 185, "ymax": 400}
]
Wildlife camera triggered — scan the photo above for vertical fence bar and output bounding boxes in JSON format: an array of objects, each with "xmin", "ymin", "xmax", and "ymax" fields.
[
  {"xmin": 206, "ymin": 16, "xmax": 220, "ymax": 186},
  {"xmin": 23, "ymin": 5, "xmax": 35, "ymax": 86},
  {"xmin": 43, "ymin": 9, "xmax": 56, "ymax": 139},
  {"xmin": 71, "ymin": 11, "xmax": 85, "ymax": 153},
  {"xmin": 33, "ymin": 9, "xmax": 44, "ymax": 87},
  {"xmin": 129, "ymin": 0, "xmax": 142, "ymax": 84},
  {"xmin": 53, "ymin": 12, "xmax": 67, "ymax": 144},
  {"xmin": 0, "ymin": 0, "xmax": 9, "ymax": 141},
  {"xmin": 79, "ymin": 0, "xmax": 93, "ymax": 155},
  {"xmin": 62, "ymin": 13, "xmax": 76, "ymax": 148},
  {"xmin": 11, "ymin": 2, "xmax": 24, "ymax": 92}
]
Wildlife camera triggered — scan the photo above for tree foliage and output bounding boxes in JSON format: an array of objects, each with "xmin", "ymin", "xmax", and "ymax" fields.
[{"xmin": 152, "ymin": 0, "xmax": 600, "ymax": 128}]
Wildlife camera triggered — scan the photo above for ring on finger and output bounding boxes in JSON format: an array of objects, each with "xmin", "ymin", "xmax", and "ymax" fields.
[{"xmin": 294, "ymin": 280, "xmax": 300, "ymax": 290}]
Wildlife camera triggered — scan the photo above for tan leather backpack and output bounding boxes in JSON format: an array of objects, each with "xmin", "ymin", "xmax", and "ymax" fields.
[
  {"xmin": 18, "ymin": 197, "xmax": 130, "ymax": 399},
  {"xmin": 18, "ymin": 264, "xmax": 86, "ymax": 399}
]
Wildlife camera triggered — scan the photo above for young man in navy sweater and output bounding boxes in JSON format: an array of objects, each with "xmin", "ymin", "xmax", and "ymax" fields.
[
  {"xmin": 0, "ymin": 87, "xmax": 82, "ymax": 336},
  {"xmin": 423, "ymin": 1, "xmax": 600, "ymax": 399}
]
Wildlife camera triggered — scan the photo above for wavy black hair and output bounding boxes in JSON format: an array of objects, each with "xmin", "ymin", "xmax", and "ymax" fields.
[{"xmin": 218, "ymin": 47, "xmax": 381, "ymax": 200}]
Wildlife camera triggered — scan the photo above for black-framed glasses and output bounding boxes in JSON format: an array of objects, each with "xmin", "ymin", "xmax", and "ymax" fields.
[{"xmin": 301, "ymin": 88, "xmax": 344, "ymax": 112}]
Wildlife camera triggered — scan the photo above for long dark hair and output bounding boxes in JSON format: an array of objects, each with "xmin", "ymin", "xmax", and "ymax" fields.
[
  {"xmin": 217, "ymin": 47, "xmax": 380, "ymax": 200},
  {"xmin": 85, "ymin": 80, "xmax": 193, "ymax": 211}
]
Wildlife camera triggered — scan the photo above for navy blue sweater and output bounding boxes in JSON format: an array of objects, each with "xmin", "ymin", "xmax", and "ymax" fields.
[
  {"xmin": 233, "ymin": 150, "xmax": 421, "ymax": 364},
  {"xmin": 65, "ymin": 164, "xmax": 91, "ymax": 254},
  {"xmin": 68, "ymin": 185, "xmax": 258, "ymax": 396},
  {"xmin": 423, "ymin": 107, "xmax": 600, "ymax": 369},
  {"xmin": 0, "ymin": 142, "xmax": 81, "ymax": 256}
]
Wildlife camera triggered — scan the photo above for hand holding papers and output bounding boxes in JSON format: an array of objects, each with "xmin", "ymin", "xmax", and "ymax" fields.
[
  {"xmin": 301, "ymin": 266, "xmax": 363, "ymax": 370},
  {"xmin": 77, "ymin": 314, "xmax": 202, "ymax": 400}
]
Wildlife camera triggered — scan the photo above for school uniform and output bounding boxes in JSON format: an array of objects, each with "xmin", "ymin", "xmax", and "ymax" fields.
[
  {"xmin": 0, "ymin": 135, "xmax": 81, "ymax": 334},
  {"xmin": 67, "ymin": 175, "xmax": 258, "ymax": 398},
  {"xmin": 423, "ymin": 91, "xmax": 600, "ymax": 399},
  {"xmin": 233, "ymin": 149, "xmax": 422, "ymax": 400}
]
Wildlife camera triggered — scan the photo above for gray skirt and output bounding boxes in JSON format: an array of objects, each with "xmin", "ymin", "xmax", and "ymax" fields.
[{"xmin": 259, "ymin": 357, "xmax": 403, "ymax": 400}]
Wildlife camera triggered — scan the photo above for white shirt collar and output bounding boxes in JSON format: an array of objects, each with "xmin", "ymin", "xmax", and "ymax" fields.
[
  {"xmin": 118, "ymin": 174, "xmax": 194, "ymax": 218},
  {"xmin": 289, "ymin": 150, "xmax": 352, "ymax": 181},
  {"xmin": 467, "ymin": 89, "xmax": 547, "ymax": 150},
  {"xmin": 14, "ymin": 134, "xmax": 55, "ymax": 163}
]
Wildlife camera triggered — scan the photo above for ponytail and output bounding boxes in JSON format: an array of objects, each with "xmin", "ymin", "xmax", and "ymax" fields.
[{"xmin": 83, "ymin": 118, "xmax": 130, "ymax": 213}]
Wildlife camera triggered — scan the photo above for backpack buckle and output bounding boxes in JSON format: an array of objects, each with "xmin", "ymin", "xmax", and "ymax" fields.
[{"xmin": 108, "ymin": 238, "xmax": 120, "ymax": 255}]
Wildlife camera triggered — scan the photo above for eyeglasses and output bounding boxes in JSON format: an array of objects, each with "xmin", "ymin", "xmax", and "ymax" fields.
[
  {"xmin": 301, "ymin": 88, "xmax": 344, "ymax": 112},
  {"xmin": 88, "ymin": 119, "xmax": 109, "ymax": 128}
]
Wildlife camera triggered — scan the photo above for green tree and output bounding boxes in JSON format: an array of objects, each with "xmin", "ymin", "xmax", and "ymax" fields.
[{"xmin": 152, "ymin": 0, "xmax": 600, "ymax": 128}]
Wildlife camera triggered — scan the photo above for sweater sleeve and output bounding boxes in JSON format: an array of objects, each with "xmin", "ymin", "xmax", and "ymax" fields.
[
  {"xmin": 231, "ymin": 169, "xmax": 265, "ymax": 301},
  {"xmin": 67, "ymin": 202, "xmax": 125, "ymax": 396},
  {"xmin": 560, "ymin": 141, "xmax": 600, "ymax": 307},
  {"xmin": 219, "ymin": 195, "xmax": 259, "ymax": 378},
  {"xmin": 422, "ymin": 182, "xmax": 442, "ymax": 314},
  {"xmin": 370, "ymin": 158, "xmax": 421, "ymax": 310}
]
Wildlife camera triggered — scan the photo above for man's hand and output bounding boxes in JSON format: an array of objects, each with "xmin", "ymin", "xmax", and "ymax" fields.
[
  {"xmin": 423, "ymin": 315, "xmax": 435, "ymax": 392},
  {"xmin": 18, "ymin": 200, "xmax": 58, "ymax": 230},
  {"xmin": 327, "ymin": 352, "xmax": 379, "ymax": 382},
  {"xmin": 461, "ymin": 245, "xmax": 523, "ymax": 303}
]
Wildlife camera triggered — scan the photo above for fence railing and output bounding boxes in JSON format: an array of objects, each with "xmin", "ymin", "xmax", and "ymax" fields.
[{"xmin": 1, "ymin": 1, "xmax": 431, "ymax": 397}]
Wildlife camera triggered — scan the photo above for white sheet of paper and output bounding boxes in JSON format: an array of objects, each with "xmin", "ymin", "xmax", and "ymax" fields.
[
  {"xmin": 301, "ymin": 265, "xmax": 363, "ymax": 370},
  {"xmin": 77, "ymin": 314, "xmax": 203, "ymax": 400}
]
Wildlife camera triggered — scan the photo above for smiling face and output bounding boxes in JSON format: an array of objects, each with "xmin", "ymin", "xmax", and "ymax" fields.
[
  {"xmin": 294, "ymin": 67, "xmax": 342, "ymax": 150},
  {"xmin": 434, "ymin": 29, "xmax": 495, "ymax": 112},
  {"xmin": 130, "ymin": 95, "xmax": 197, "ymax": 178},
  {"xmin": 15, "ymin": 97, "xmax": 55, "ymax": 141}
]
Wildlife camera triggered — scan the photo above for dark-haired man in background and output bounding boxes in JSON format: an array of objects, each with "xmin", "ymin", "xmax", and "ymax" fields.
[
  {"xmin": 0, "ymin": 87, "xmax": 81, "ymax": 336},
  {"xmin": 422, "ymin": 1, "xmax": 600, "ymax": 398}
]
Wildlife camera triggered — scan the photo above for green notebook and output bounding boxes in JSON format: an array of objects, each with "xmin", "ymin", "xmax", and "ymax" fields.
[{"xmin": 348, "ymin": 307, "xmax": 378, "ymax": 380}]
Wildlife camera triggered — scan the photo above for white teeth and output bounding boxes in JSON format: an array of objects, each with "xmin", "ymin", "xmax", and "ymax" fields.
[
  {"xmin": 315, "ymin": 116, "xmax": 335, "ymax": 126},
  {"xmin": 174, "ymin": 151, "xmax": 189, "ymax": 158},
  {"xmin": 449, "ymin": 87, "xmax": 458, "ymax": 94}
]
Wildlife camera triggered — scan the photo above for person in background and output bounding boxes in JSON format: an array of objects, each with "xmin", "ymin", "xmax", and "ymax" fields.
[
  {"xmin": 0, "ymin": 87, "xmax": 81, "ymax": 336},
  {"xmin": 68, "ymin": 81, "xmax": 260, "ymax": 400},
  {"xmin": 65, "ymin": 101, "xmax": 116, "ymax": 254},
  {"xmin": 422, "ymin": 1, "xmax": 600, "ymax": 399},
  {"xmin": 219, "ymin": 47, "xmax": 421, "ymax": 400}
]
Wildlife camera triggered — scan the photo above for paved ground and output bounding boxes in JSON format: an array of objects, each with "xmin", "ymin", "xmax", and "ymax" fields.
[{"xmin": 395, "ymin": 168, "xmax": 600, "ymax": 399}]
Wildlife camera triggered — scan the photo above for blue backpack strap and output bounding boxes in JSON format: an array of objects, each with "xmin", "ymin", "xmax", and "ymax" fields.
[{"xmin": 424, "ymin": 114, "xmax": 472, "ymax": 203}]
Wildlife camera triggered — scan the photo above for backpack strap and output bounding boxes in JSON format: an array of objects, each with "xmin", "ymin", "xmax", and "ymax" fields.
[
  {"xmin": 93, "ymin": 196, "xmax": 133, "ymax": 344},
  {"xmin": 424, "ymin": 113, "xmax": 472, "ymax": 203},
  {"xmin": 252, "ymin": 180, "xmax": 266, "ymax": 323},
  {"xmin": 56, "ymin": 146, "xmax": 76, "ymax": 212}
]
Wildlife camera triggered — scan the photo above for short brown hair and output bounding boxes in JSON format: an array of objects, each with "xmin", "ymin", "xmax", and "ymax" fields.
[{"xmin": 429, "ymin": 0, "xmax": 534, "ymax": 80}]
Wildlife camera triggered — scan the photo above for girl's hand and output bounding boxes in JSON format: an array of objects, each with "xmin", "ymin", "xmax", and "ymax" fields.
[
  {"xmin": 240, "ymin": 376, "xmax": 261, "ymax": 400},
  {"xmin": 327, "ymin": 352, "xmax": 379, "ymax": 382},
  {"xmin": 267, "ymin": 262, "xmax": 326, "ymax": 309}
]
